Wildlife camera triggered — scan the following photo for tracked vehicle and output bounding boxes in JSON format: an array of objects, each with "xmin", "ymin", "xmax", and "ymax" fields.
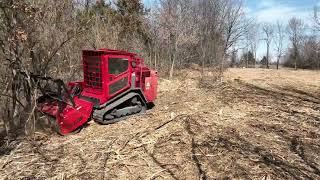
[{"xmin": 37, "ymin": 49, "xmax": 158, "ymax": 135}]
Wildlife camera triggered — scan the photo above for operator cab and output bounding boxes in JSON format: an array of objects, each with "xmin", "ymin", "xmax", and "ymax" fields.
[{"xmin": 80, "ymin": 49, "xmax": 155, "ymax": 106}]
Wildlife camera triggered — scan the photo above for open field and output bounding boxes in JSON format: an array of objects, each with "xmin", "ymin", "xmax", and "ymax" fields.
[{"xmin": 0, "ymin": 68, "xmax": 320, "ymax": 179}]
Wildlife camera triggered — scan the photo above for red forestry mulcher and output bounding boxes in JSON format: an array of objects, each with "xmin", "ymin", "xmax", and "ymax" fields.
[{"xmin": 34, "ymin": 49, "xmax": 158, "ymax": 135}]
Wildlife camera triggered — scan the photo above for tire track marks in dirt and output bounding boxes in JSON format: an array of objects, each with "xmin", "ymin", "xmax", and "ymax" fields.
[{"xmin": 1, "ymin": 69, "xmax": 319, "ymax": 179}]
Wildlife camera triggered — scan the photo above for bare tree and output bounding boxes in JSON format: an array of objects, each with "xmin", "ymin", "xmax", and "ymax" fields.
[
  {"xmin": 151, "ymin": 0, "xmax": 248, "ymax": 78},
  {"xmin": 246, "ymin": 22, "xmax": 260, "ymax": 68},
  {"xmin": 313, "ymin": 7, "xmax": 320, "ymax": 70},
  {"xmin": 275, "ymin": 21, "xmax": 285, "ymax": 70},
  {"xmin": 262, "ymin": 23, "xmax": 274, "ymax": 69},
  {"xmin": 0, "ymin": 0, "xmax": 86, "ymax": 135},
  {"xmin": 301, "ymin": 35, "xmax": 320, "ymax": 69},
  {"xmin": 313, "ymin": 6, "xmax": 320, "ymax": 32},
  {"xmin": 287, "ymin": 17, "xmax": 304, "ymax": 70},
  {"xmin": 154, "ymin": 0, "xmax": 197, "ymax": 78},
  {"xmin": 220, "ymin": 0, "xmax": 250, "ymax": 77},
  {"xmin": 197, "ymin": 0, "xmax": 224, "ymax": 74}
]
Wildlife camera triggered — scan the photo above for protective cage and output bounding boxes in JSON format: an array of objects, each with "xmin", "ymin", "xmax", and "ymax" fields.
[{"xmin": 83, "ymin": 51, "xmax": 103, "ymax": 92}]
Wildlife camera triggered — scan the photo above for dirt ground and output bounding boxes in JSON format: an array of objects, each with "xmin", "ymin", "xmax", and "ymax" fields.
[{"xmin": 0, "ymin": 68, "xmax": 319, "ymax": 180}]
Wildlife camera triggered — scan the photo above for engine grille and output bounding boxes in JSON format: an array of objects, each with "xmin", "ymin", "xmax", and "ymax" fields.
[{"xmin": 83, "ymin": 55, "xmax": 103, "ymax": 91}]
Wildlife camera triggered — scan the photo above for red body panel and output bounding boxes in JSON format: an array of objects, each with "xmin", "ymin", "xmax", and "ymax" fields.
[
  {"xmin": 39, "ymin": 98, "xmax": 94, "ymax": 135},
  {"xmin": 144, "ymin": 70, "xmax": 158, "ymax": 102},
  {"xmin": 39, "ymin": 49, "xmax": 157, "ymax": 135},
  {"xmin": 58, "ymin": 98, "xmax": 93, "ymax": 134}
]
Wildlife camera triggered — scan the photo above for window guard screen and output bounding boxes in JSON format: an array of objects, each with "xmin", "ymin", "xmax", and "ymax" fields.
[{"xmin": 83, "ymin": 56, "xmax": 103, "ymax": 91}]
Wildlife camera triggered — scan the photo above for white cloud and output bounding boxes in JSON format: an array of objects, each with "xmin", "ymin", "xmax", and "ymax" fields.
[
  {"xmin": 248, "ymin": 0, "xmax": 311, "ymax": 24},
  {"xmin": 258, "ymin": 0, "xmax": 276, "ymax": 9},
  {"xmin": 253, "ymin": 6, "xmax": 310, "ymax": 24}
]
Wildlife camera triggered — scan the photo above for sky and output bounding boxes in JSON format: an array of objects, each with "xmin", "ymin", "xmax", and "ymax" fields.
[
  {"xmin": 245, "ymin": 0, "xmax": 319, "ymax": 24},
  {"xmin": 245, "ymin": 0, "xmax": 320, "ymax": 60},
  {"xmin": 143, "ymin": 0, "xmax": 320, "ymax": 60}
]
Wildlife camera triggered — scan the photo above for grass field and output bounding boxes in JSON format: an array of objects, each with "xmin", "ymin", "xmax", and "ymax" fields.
[{"xmin": 0, "ymin": 68, "xmax": 319, "ymax": 179}]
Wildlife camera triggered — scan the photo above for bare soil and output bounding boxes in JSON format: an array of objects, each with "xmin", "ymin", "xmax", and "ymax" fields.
[{"xmin": 0, "ymin": 68, "xmax": 320, "ymax": 180}]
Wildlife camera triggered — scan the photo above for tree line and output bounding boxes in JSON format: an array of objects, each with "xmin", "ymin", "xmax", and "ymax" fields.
[
  {"xmin": 0, "ymin": 0, "xmax": 248, "ymax": 136},
  {"xmin": 236, "ymin": 13, "xmax": 320, "ymax": 70}
]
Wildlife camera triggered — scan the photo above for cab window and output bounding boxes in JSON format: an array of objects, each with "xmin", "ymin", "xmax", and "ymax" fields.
[{"xmin": 108, "ymin": 58, "xmax": 129, "ymax": 75}]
